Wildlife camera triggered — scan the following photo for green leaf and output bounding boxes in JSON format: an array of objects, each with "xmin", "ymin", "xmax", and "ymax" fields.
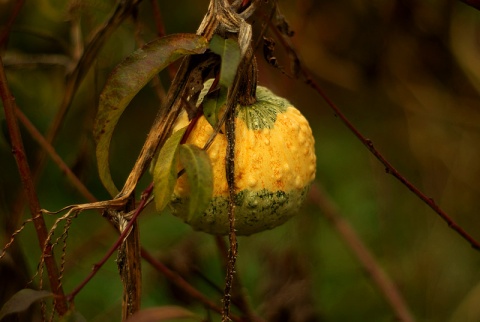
[
  {"xmin": 202, "ymin": 85, "xmax": 227, "ymax": 128},
  {"xmin": 125, "ymin": 306, "xmax": 201, "ymax": 322},
  {"xmin": 0, "ymin": 289, "xmax": 53, "ymax": 320},
  {"xmin": 153, "ymin": 127, "xmax": 187, "ymax": 213},
  {"xmin": 209, "ymin": 35, "xmax": 241, "ymax": 88},
  {"xmin": 178, "ymin": 144, "xmax": 213, "ymax": 220},
  {"xmin": 94, "ymin": 34, "xmax": 208, "ymax": 197}
]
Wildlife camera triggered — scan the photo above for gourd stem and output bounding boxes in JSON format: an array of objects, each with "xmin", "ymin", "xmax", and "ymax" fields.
[{"xmin": 237, "ymin": 50, "xmax": 257, "ymax": 106}]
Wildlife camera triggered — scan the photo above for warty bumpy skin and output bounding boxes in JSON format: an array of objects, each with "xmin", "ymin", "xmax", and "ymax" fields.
[{"xmin": 170, "ymin": 85, "xmax": 316, "ymax": 235}]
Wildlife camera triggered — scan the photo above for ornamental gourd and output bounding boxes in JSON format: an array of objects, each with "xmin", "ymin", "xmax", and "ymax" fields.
[{"xmin": 170, "ymin": 85, "xmax": 316, "ymax": 235}]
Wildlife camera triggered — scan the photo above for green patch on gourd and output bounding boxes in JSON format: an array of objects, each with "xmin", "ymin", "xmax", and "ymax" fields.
[
  {"xmin": 200, "ymin": 80, "xmax": 290, "ymax": 130},
  {"xmin": 170, "ymin": 186, "xmax": 310, "ymax": 236},
  {"xmin": 236, "ymin": 86, "xmax": 290, "ymax": 130}
]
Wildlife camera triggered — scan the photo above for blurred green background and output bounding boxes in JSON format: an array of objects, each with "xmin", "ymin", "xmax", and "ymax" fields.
[{"xmin": 1, "ymin": 0, "xmax": 480, "ymax": 321}]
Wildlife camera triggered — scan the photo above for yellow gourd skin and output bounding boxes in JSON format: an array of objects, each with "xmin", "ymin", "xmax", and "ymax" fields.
[{"xmin": 170, "ymin": 86, "xmax": 316, "ymax": 235}]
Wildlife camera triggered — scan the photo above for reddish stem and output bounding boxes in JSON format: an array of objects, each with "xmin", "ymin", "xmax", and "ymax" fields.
[
  {"xmin": 310, "ymin": 185, "xmax": 415, "ymax": 322},
  {"xmin": 150, "ymin": 0, "xmax": 167, "ymax": 37},
  {"xmin": 239, "ymin": 0, "xmax": 252, "ymax": 12},
  {"xmin": 66, "ymin": 184, "xmax": 153, "ymax": 302},
  {"xmin": 269, "ymin": 17, "xmax": 480, "ymax": 251},
  {"xmin": 150, "ymin": 0, "xmax": 176, "ymax": 79},
  {"xmin": 0, "ymin": 0, "xmax": 25, "ymax": 49},
  {"xmin": 0, "ymin": 57, "xmax": 68, "ymax": 314},
  {"xmin": 303, "ymin": 73, "xmax": 480, "ymax": 250},
  {"xmin": 15, "ymin": 108, "xmax": 97, "ymax": 203}
]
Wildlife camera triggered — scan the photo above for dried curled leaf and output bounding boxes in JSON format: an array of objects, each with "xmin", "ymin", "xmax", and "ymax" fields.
[{"xmin": 94, "ymin": 34, "xmax": 208, "ymax": 197}]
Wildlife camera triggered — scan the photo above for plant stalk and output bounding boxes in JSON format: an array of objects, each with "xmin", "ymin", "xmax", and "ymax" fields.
[
  {"xmin": 118, "ymin": 195, "xmax": 142, "ymax": 320},
  {"xmin": 0, "ymin": 57, "xmax": 68, "ymax": 315}
]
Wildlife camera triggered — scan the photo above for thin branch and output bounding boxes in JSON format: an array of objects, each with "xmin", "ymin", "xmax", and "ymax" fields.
[
  {"xmin": 0, "ymin": 57, "xmax": 68, "ymax": 315},
  {"xmin": 7, "ymin": 0, "xmax": 143, "ymax": 251},
  {"xmin": 150, "ymin": 0, "xmax": 167, "ymax": 37},
  {"xmin": 67, "ymin": 3, "xmax": 84, "ymax": 63},
  {"xmin": 14, "ymin": 108, "xmax": 97, "ymax": 203},
  {"xmin": 0, "ymin": 0, "xmax": 25, "ymax": 49},
  {"xmin": 14, "ymin": 128, "xmax": 227, "ymax": 319},
  {"xmin": 269, "ymin": 17, "xmax": 480, "ymax": 251},
  {"xmin": 12, "ymin": 110, "xmax": 233, "ymax": 318},
  {"xmin": 44, "ymin": 0, "xmax": 142, "ymax": 145},
  {"xmin": 309, "ymin": 184, "xmax": 415, "ymax": 322},
  {"xmin": 307, "ymin": 74, "xmax": 480, "ymax": 250},
  {"xmin": 17, "ymin": 116, "xmax": 209, "ymax": 315},
  {"xmin": 150, "ymin": 0, "xmax": 176, "ymax": 79},
  {"xmin": 140, "ymin": 250, "xmax": 244, "ymax": 322},
  {"xmin": 2, "ymin": 53, "xmax": 72, "ymax": 69},
  {"xmin": 22, "ymin": 0, "xmax": 142, "ymax": 206},
  {"xmin": 66, "ymin": 185, "xmax": 151, "ymax": 303}
]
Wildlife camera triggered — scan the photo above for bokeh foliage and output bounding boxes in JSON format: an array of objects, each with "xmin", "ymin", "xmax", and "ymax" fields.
[{"xmin": 1, "ymin": 0, "xmax": 480, "ymax": 321}]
